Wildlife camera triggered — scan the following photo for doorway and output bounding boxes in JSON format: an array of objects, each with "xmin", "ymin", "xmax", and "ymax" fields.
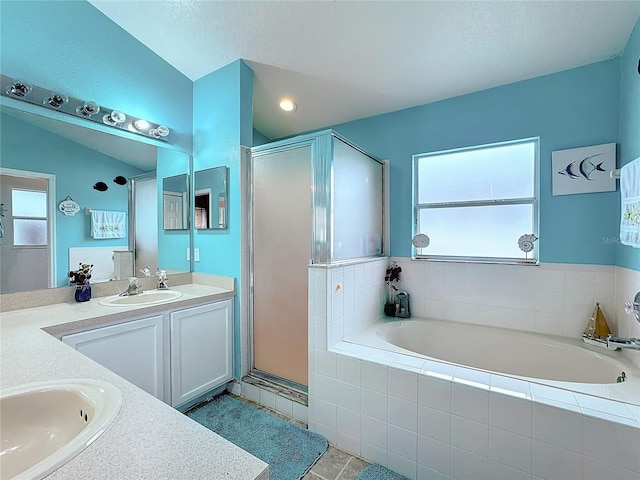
[
  {"xmin": 131, "ymin": 174, "xmax": 158, "ymax": 274},
  {"xmin": 0, "ymin": 168, "xmax": 55, "ymax": 293}
]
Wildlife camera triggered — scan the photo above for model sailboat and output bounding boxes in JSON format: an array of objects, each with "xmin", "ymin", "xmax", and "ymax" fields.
[{"xmin": 582, "ymin": 302, "xmax": 618, "ymax": 350}]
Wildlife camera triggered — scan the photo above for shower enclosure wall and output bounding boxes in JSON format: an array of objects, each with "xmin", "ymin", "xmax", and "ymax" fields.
[{"xmin": 249, "ymin": 130, "xmax": 384, "ymax": 390}]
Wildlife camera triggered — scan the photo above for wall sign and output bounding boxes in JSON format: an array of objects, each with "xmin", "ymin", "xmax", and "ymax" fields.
[
  {"xmin": 552, "ymin": 143, "xmax": 616, "ymax": 196},
  {"xmin": 58, "ymin": 196, "xmax": 80, "ymax": 216}
]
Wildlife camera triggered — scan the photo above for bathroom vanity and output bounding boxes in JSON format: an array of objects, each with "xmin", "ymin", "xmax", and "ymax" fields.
[{"xmin": 0, "ymin": 281, "xmax": 268, "ymax": 479}]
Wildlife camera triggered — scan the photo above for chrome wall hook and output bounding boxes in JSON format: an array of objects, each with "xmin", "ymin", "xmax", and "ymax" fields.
[{"xmin": 625, "ymin": 291, "xmax": 640, "ymax": 324}]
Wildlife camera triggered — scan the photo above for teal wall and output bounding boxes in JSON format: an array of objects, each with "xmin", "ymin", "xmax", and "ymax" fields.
[
  {"xmin": 0, "ymin": 1, "xmax": 193, "ymax": 152},
  {"xmin": 328, "ymin": 60, "xmax": 622, "ymax": 266},
  {"xmin": 193, "ymin": 59, "xmax": 253, "ymax": 378},
  {"xmin": 1, "ymin": 113, "xmax": 143, "ymax": 286},
  {"xmin": 617, "ymin": 18, "xmax": 640, "ymax": 271}
]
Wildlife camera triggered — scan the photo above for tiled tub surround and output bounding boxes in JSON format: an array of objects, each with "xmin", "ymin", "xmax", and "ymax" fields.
[
  {"xmin": 0, "ymin": 281, "xmax": 269, "ymax": 479},
  {"xmin": 307, "ymin": 258, "xmax": 640, "ymax": 480}
]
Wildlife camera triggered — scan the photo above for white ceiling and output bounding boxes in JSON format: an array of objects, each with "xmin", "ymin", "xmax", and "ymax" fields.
[{"xmin": 88, "ymin": 0, "xmax": 640, "ymax": 140}]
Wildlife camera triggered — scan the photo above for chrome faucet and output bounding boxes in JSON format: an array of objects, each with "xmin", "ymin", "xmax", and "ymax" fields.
[
  {"xmin": 156, "ymin": 268, "xmax": 169, "ymax": 290},
  {"xmin": 606, "ymin": 335, "xmax": 640, "ymax": 350},
  {"xmin": 120, "ymin": 277, "xmax": 142, "ymax": 296}
]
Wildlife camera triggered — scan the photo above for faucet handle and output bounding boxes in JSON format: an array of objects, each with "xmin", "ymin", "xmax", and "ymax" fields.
[{"xmin": 624, "ymin": 302, "xmax": 640, "ymax": 315}]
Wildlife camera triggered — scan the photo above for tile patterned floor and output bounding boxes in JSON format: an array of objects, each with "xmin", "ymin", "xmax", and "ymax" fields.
[{"xmin": 234, "ymin": 394, "xmax": 370, "ymax": 479}]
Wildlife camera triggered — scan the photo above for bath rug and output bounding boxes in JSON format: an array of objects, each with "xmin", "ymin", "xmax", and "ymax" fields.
[
  {"xmin": 357, "ymin": 463, "xmax": 410, "ymax": 480},
  {"xmin": 186, "ymin": 394, "xmax": 327, "ymax": 480}
]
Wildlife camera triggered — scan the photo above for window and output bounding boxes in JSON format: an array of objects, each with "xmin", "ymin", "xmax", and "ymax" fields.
[
  {"xmin": 12, "ymin": 188, "xmax": 47, "ymax": 246},
  {"xmin": 413, "ymin": 138, "xmax": 538, "ymax": 262}
]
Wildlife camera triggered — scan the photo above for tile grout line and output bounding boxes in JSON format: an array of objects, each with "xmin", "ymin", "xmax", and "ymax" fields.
[{"xmin": 334, "ymin": 456, "xmax": 354, "ymax": 480}]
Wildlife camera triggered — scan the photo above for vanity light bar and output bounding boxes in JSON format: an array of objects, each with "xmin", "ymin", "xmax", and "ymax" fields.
[{"xmin": 0, "ymin": 74, "xmax": 170, "ymax": 142}]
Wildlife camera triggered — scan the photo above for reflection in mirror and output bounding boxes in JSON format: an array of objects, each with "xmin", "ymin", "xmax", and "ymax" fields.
[
  {"xmin": 194, "ymin": 167, "xmax": 228, "ymax": 230},
  {"xmin": 0, "ymin": 104, "xmax": 191, "ymax": 294},
  {"xmin": 162, "ymin": 174, "xmax": 189, "ymax": 230}
]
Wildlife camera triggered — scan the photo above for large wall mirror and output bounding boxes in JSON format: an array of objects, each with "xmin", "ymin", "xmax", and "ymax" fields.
[
  {"xmin": 194, "ymin": 166, "xmax": 228, "ymax": 230},
  {"xmin": 0, "ymin": 102, "xmax": 192, "ymax": 294}
]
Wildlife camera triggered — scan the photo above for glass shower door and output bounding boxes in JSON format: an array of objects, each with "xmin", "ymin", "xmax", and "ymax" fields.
[{"xmin": 252, "ymin": 145, "xmax": 312, "ymax": 388}]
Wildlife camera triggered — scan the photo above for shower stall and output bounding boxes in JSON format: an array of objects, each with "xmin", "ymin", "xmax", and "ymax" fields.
[{"xmin": 249, "ymin": 130, "xmax": 385, "ymax": 391}]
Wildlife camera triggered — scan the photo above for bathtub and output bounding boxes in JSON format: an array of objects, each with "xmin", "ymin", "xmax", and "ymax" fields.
[{"xmin": 344, "ymin": 318, "xmax": 640, "ymax": 405}]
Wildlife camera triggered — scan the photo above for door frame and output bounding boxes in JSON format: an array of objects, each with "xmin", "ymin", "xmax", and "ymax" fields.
[{"xmin": 0, "ymin": 167, "xmax": 56, "ymax": 288}]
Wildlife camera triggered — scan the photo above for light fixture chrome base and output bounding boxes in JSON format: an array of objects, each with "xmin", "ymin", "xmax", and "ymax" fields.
[{"xmin": 1, "ymin": 74, "xmax": 170, "ymax": 142}]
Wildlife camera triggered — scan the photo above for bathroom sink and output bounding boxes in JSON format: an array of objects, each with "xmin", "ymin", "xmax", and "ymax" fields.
[
  {"xmin": 98, "ymin": 289, "xmax": 183, "ymax": 307},
  {"xmin": 0, "ymin": 379, "xmax": 121, "ymax": 480}
]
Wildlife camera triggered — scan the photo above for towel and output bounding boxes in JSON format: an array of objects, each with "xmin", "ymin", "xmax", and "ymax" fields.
[
  {"xmin": 91, "ymin": 210, "xmax": 127, "ymax": 239},
  {"xmin": 620, "ymin": 157, "xmax": 640, "ymax": 248}
]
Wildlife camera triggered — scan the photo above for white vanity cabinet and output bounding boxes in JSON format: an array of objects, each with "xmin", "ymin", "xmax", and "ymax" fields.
[
  {"xmin": 62, "ymin": 315, "xmax": 167, "ymax": 400},
  {"xmin": 61, "ymin": 297, "xmax": 234, "ymax": 408},
  {"xmin": 169, "ymin": 299, "xmax": 233, "ymax": 407}
]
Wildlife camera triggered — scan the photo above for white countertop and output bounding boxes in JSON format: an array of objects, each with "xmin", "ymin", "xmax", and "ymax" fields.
[{"xmin": 0, "ymin": 284, "xmax": 269, "ymax": 480}]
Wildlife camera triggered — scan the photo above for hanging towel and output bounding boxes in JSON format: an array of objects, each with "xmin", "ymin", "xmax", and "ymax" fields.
[
  {"xmin": 620, "ymin": 157, "xmax": 640, "ymax": 248},
  {"xmin": 91, "ymin": 210, "xmax": 127, "ymax": 239}
]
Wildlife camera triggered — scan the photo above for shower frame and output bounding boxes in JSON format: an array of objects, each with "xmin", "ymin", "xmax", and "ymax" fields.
[{"xmin": 246, "ymin": 130, "xmax": 387, "ymax": 392}]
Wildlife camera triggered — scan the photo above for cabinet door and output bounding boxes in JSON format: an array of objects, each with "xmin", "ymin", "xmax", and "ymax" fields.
[
  {"xmin": 62, "ymin": 315, "xmax": 165, "ymax": 400},
  {"xmin": 170, "ymin": 299, "xmax": 233, "ymax": 407}
]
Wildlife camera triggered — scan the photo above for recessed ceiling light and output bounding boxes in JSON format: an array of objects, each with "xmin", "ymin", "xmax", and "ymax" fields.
[{"xmin": 279, "ymin": 98, "xmax": 297, "ymax": 112}]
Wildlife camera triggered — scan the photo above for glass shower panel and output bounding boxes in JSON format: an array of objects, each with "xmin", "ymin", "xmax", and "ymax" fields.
[
  {"xmin": 332, "ymin": 138, "xmax": 383, "ymax": 261},
  {"xmin": 253, "ymin": 145, "xmax": 312, "ymax": 387}
]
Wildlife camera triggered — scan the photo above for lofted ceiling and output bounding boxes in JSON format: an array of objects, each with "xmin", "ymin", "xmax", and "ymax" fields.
[{"xmin": 88, "ymin": 0, "xmax": 640, "ymax": 140}]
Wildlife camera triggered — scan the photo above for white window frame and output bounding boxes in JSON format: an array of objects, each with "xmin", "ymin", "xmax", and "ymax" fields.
[
  {"xmin": 413, "ymin": 137, "xmax": 539, "ymax": 264},
  {"xmin": 11, "ymin": 187, "xmax": 48, "ymax": 247}
]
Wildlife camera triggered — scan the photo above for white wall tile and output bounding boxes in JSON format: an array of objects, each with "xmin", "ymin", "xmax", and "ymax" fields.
[
  {"xmin": 532, "ymin": 440, "xmax": 582, "ymax": 480},
  {"xmin": 337, "ymin": 355, "xmax": 360, "ymax": 384},
  {"xmin": 418, "ymin": 464, "xmax": 451, "ymax": 480},
  {"xmin": 489, "ymin": 427, "xmax": 532, "ymax": 473},
  {"xmin": 259, "ymin": 388, "xmax": 276, "ymax": 410},
  {"xmin": 450, "ymin": 446, "xmax": 488, "ymax": 480},
  {"xmin": 361, "ymin": 360, "xmax": 388, "ymax": 392},
  {"xmin": 583, "ymin": 456, "xmax": 639, "ymax": 480},
  {"xmin": 361, "ymin": 440, "xmax": 388, "ymax": 467},
  {"xmin": 361, "ymin": 414, "xmax": 388, "ymax": 449},
  {"xmin": 337, "ymin": 431, "xmax": 361, "ymax": 457},
  {"xmin": 275, "ymin": 395, "xmax": 293, "ymax": 418},
  {"xmin": 389, "ymin": 367, "xmax": 418, "ymax": 402},
  {"xmin": 388, "ymin": 424, "xmax": 418, "ymax": 461},
  {"xmin": 388, "ymin": 451, "xmax": 417, "ymax": 480},
  {"xmin": 532, "ymin": 404, "xmax": 582, "ymax": 453},
  {"xmin": 337, "ymin": 406, "xmax": 360, "ymax": 439},
  {"xmin": 418, "ymin": 405, "xmax": 451, "ymax": 443},
  {"xmin": 488, "ymin": 461, "xmax": 531, "ymax": 480},
  {"xmin": 418, "ymin": 435, "xmax": 451, "ymax": 476},
  {"xmin": 242, "ymin": 381, "xmax": 260, "ymax": 403},
  {"xmin": 361, "ymin": 388, "xmax": 387, "ymax": 421},
  {"xmin": 315, "ymin": 421, "xmax": 337, "ymax": 445},
  {"xmin": 489, "ymin": 392, "xmax": 532, "ymax": 436},
  {"xmin": 451, "ymin": 416, "xmax": 489, "ymax": 458},
  {"xmin": 418, "ymin": 375, "xmax": 452, "ymax": 412},
  {"xmin": 452, "ymin": 383, "xmax": 489, "ymax": 424},
  {"xmin": 315, "ymin": 374, "xmax": 337, "ymax": 404},
  {"xmin": 315, "ymin": 397, "xmax": 337, "ymax": 430},
  {"xmin": 388, "ymin": 396, "xmax": 418, "ymax": 432},
  {"xmin": 583, "ymin": 416, "xmax": 640, "ymax": 473},
  {"xmin": 336, "ymin": 380, "xmax": 360, "ymax": 411},
  {"xmin": 315, "ymin": 350, "xmax": 337, "ymax": 378},
  {"xmin": 292, "ymin": 401, "xmax": 308, "ymax": 424}
]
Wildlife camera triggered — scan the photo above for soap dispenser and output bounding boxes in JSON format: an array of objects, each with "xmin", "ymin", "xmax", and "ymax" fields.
[{"xmin": 395, "ymin": 291, "xmax": 411, "ymax": 318}]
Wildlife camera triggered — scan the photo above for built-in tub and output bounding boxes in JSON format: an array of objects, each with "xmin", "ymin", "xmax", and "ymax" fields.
[{"xmin": 345, "ymin": 318, "xmax": 640, "ymax": 405}]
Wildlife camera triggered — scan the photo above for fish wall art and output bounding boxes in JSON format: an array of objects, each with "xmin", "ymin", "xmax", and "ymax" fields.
[{"xmin": 552, "ymin": 142, "xmax": 616, "ymax": 196}]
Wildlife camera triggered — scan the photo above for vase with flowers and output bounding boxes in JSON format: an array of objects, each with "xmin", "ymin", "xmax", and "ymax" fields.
[{"xmin": 384, "ymin": 261, "xmax": 402, "ymax": 317}]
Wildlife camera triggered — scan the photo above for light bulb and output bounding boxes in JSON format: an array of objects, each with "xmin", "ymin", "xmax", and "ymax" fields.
[
  {"xmin": 6, "ymin": 79, "xmax": 32, "ymax": 97},
  {"xmin": 279, "ymin": 98, "xmax": 297, "ymax": 112},
  {"xmin": 44, "ymin": 93, "xmax": 68, "ymax": 108},
  {"xmin": 133, "ymin": 119, "xmax": 150, "ymax": 131},
  {"xmin": 103, "ymin": 110, "xmax": 126, "ymax": 126},
  {"xmin": 149, "ymin": 125, "xmax": 170, "ymax": 138},
  {"xmin": 76, "ymin": 101, "xmax": 100, "ymax": 117}
]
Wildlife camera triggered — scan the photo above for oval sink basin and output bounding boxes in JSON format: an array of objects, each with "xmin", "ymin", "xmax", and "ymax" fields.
[
  {"xmin": 99, "ymin": 289, "xmax": 183, "ymax": 307},
  {"xmin": 0, "ymin": 379, "xmax": 121, "ymax": 480}
]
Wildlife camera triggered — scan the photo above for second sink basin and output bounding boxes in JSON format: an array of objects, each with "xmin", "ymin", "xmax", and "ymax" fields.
[
  {"xmin": 99, "ymin": 289, "xmax": 183, "ymax": 307},
  {"xmin": 0, "ymin": 379, "xmax": 121, "ymax": 480}
]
